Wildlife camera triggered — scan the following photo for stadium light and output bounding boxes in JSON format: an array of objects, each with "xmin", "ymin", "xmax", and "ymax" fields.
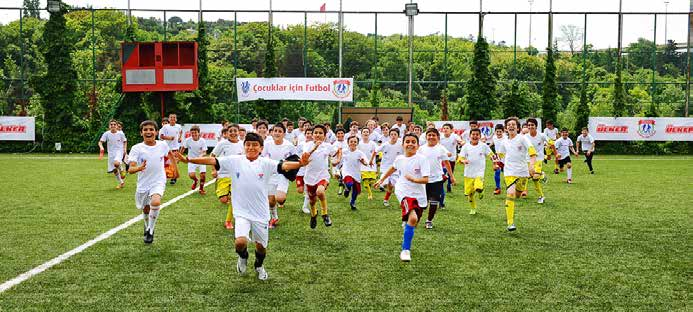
[
  {"xmin": 404, "ymin": 3, "xmax": 419, "ymax": 16},
  {"xmin": 47, "ymin": 0, "xmax": 61, "ymax": 14}
]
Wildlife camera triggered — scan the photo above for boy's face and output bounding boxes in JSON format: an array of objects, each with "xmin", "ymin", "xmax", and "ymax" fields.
[
  {"xmin": 141, "ymin": 125, "xmax": 157, "ymax": 142},
  {"xmin": 470, "ymin": 131, "xmax": 480, "ymax": 143},
  {"xmin": 109, "ymin": 122, "xmax": 117, "ymax": 132},
  {"xmin": 348, "ymin": 138, "xmax": 358, "ymax": 149},
  {"xmin": 305, "ymin": 130, "xmax": 313, "ymax": 141},
  {"xmin": 561, "ymin": 131, "xmax": 569, "ymax": 138},
  {"xmin": 271, "ymin": 127, "xmax": 284, "ymax": 140},
  {"xmin": 168, "ymin": 115, "xmax": 177, "ymax": 125},
  {"xmin": 426, "ymin": 132, "xmax": 439, "ymax": 145},
  {"xmin": 361, "ymin": 128, "xmax": 370, "ymax": 140},
  {"xmin": 470, "ymin": 123, "xmax": 478, "ymax": 130},
  {"xmin": 303, "ymin": 123, "xmax": 312, "ymax": 131},
  {"xmin": 528, "ymin": 122, "xmax": 537, "ymax": 133},
  {"xmin": 257, "ymin": 125, "xmax": 268, "ymax": 136},
  {"xmin": 350, "ymin": 125, "xmax": 358, "ymax": 133},
  {"xmin": 238, "ymin": 130, "xmax": 246, "ymax": 139},
  {"xmin": 442, "ymin": 126, "xmax": 451, "ymax": 135},
  {"xmin": 402, "ymin": 136, "xmax": 419, "ymax": 153},
  {"xmin": 191, "ymin": 130, "xmax": 200, "ymax": 140},
  {"xmin": 244, "ymin": 141, "xmax": 262, "ymax": 159},
  {"xmin": 548, "ymin": 124, "xmax": 554, "ymax": 129},
  {"xmin": 336, "ymin": 131, "xmax": 345, "ymax": 141},
  {"xmin": 495, "ymin": 129, "xmax": 504, "ymax": 137},
  {"xmin": 313, "ymin": 128, "xmax": 325, "ymax": 142},
  {"xmin": 287, "ymin": 125, "xmax": 294, "ymax": 132},
  {"xmin": 581, "ymin": 129, "xmax": 588, "ymax": 136},
  {"xmin": 389, "ymin": 131, "xmax": 399, "ymax": 142},
  {"xmin": 413, "ymin": 128, "xmax": 421, "ymax": 136},
  {"xmin": 228, "ymin": 127, "xmax": 239, "ymax": 140},
  {"xmin": 506, "ymin": 120, "xmax": 518, "ymax": 134}
]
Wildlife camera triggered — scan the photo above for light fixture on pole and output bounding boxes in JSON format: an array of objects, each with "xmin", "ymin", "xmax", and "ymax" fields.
[
  {"xmin": 664, "ymin": 0, "xmax": 670, "ymax": 43},
  {"xmin": 47, "ymin": 0, "xmax": 61, "ymax": 14},
  {"xmin": 405, "ymin": 2, "xmax": 418, "ymax": 106},
  {"xmin": 528, "ymin": 0, "xmax": 534, "ymax": 48}
]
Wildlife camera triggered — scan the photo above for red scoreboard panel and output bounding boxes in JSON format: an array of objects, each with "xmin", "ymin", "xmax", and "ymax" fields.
[{"xmin": 121, "ymin": 42, "xmax": 198, "ymax": 92}]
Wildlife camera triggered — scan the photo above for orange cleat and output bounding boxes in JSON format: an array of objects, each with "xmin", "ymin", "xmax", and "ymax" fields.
[
  {"xmin": 269, "ymin": 218, "xmax": 279, "ymax": 229},
  {"xmin": 198, "ymin": 189, "xmax": 206, "ymax": 195},
  {"xmin": 224, "ymin": 221, "xmax": 234, "ymax": 229},
  {"xmin": 493, "ymin": 188, "xmax": 501, "ymax": 195}
]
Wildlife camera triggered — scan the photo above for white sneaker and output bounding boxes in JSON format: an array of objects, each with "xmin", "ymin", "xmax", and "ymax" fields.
[
  {"xmin": 255, "ymin": 266, "xmax": 269, "ymax": 281},
  {"xmin": 236, "ymin": 257, "xmax": 247, "ymax": 275},
  {"xmin": 537, "ymin": 197, "xmax": 545, "ymax": 204},
  {"xmin": 425, "ymin": 221, "xmax": 433, "ymax": 229},
  {"xmin": 302, "ymin": 205, "xmax": 310, "ymax": 214},
  {"xmin": 400, "ymin": 250, "xmax": 411, "ymax": 262},
  {"xmin": 401, "ymin": 221, "xmax": 406, "ymax": 228},
  {"xmin": 383, "ymin": 200, "xmax": 389, "ymax": 207}
]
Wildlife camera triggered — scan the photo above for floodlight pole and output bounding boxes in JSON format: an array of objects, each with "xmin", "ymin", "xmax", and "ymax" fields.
[
  {"xmin": 686, "ymin": 0, "xmax": 692, "ymax": 116},
  {"xmin": 548, "ymin": 0, "xmax": 553, "ymax": 51},
  {"xmin": 127, "ymin": 0, "xmax": 131, "ymax": 26},
  {"xmin": 617, "ymin": 0, "xmax": 623, "ymax": 73},
  {"xmin": 406, "ymin": 2, "xmax": 418, "ymax": 107},
  {"xmin": 339, "ymin": 0, "xmax": 343, "ymax": 124},
  {"xmin": 528, "ymin": 0, "xmax": 533, "ymax": 49}
]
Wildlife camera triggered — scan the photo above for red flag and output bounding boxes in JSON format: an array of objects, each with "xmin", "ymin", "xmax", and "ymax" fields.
[{"xmin": 320, "ymin": 3, "xmax": 326, "ymax": 12}]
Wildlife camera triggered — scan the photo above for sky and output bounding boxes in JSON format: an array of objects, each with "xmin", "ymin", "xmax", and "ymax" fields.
[{"xmin": 0, "ymin": 0, "xmax": 690, "ymax": 50}]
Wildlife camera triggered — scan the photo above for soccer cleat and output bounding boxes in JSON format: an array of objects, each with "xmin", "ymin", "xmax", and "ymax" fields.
[
  {"xmin": 367, "ymin": 194, "xmax": 373, "ymax": 200},
  {"xmin": 543, "ymin": 159, "xmax": 548, "ymax": 164},
  {"xmin": 469, "ymin": 209, "xmax": 477, "ymax": 215},
  {"xmin": 269, "ymin": 218, "xmax": 279, "ymax": 229},
  {"xmin": 400, "ymin": 250, "xmax": 411, "ymax": 262},
  {"xmin": 590, "ymin": 171, "xmax": 595, "ymax": 174},
  {"xmin": 198, "ymin": 189, "xmax": 206, "ymax": 195},
  {"xmin": 144, "ymin": 232, "xmax": 154, "ymax": 244},
  {"xmin": 343, "ymin": 187, "xmax": 350, "ymax": 198},
  {"xmin": 567, "ymin": 179, "xmax": 573, "ymax": 184},
  {"xmin": 521, "ymin": 191, "xmax": 528, "ymax": 198},
  {"xmin": 447, "ymin": 186, "xmax": 452, "ymax": 193},
  {"xmin": 379, "ymin": 186, "xmax": 385, "ymax": 192},
  {"xmin": 116, "ymin": 182, "xmax": 124, "ymax": 190},
  {"xmin": 537, "ymin": 197, "xmax": 545, "ymax": 204},
  {"xmin": 170, "ymin": 178, "xmax": 177, "ymax": 185},
  {"xmin": 191, "ymin": 181, "xmax": 197, "ymax": 190},
  {"xmin": 553, "ymin": 169, "xmax": 559, "ymax": 174},
  {"xmin": 236, "ymin": 257, "xmax": 247, "ymax": 275},
  {"xmin": 302, "ymin": 205, "xmax": 311, "ymax": 214},
  {"xmin": 310, "ymin": 215, "xmax": 317, "ymax": 229},
  {"xmin": 401, "ymin": 221, "xmax": 406, "ymax": 228},
  {"xmin": 322, "ymin": 214, "xmax": 332, "ymax": 227},
  {"xmin": 494, "ymin": 188, "xmax": 501, "ymax": 195},
  {"xmin": 337, "ymin": 187, "xmax": 343, "ymax": 196},
  {"xmin": 350, "ymin": 204, "xmax": 357, "ymax": 211},
  {"xmin": 255, "ymin": 266, "xmax": 269, "ymax": 281},
  {"xmin": 224, "ymin": 221, "xmax": 234, "ymax": 230},
  {"xmin": 507, "ymin": 224, "xmax": 517, "ymax": 232},
  {"xmin": 425, "ymin": 221, "xmax": 433, "ymax": 229},
  {"xmin": 383, "ymin": 200, "xmax": 389, "ymax": 207}
]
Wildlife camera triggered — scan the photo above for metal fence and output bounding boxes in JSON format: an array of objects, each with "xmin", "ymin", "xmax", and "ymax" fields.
[{"xmin": 0, "ymin": 6, "xmax": 690, "ymax": 120}]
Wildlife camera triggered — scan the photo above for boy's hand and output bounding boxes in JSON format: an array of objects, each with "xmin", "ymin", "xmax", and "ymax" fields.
[
  {"xmin": 137, "ymin": 160, "xmax": 147, "ymax": 172},
  {"xmin": 99, "ymin": 149, "xmax": 104, "ymax": 160},
  {"xmin": 373, "ymin": 180, "xmax": 382, "ymax": 189}
]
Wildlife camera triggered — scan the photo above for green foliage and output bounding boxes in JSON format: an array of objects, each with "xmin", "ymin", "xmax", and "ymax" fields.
[
  {"xmin": 612, "ymin": 62, "xmax": 627, "ymax": 117},
  {"xmin": 542, "ymin": 46, "xmax": 559, "ymax": 122},
  {"xmin": 22, "ymin": 0, "xmax": 41, "ymax": 19},
  {"xmin": 464, "ymin": 35, "xmax": 495, "ymax": 120},
  {"xmin": 574, "ymin": 83, "xmax": 590, "ymax": 133},
  {"xmin": 500, "ymin": 80, "xmax": 531, "ymax": 118}
]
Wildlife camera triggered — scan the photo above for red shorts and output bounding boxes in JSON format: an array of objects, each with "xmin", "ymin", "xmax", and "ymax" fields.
[
  {"xmin": 400, "ymin": 197, "xmax": 424, "ymax": 220},
  {"xmin": 295, "ymin": 176, "xmax": 304, "ymax": 189},
  {"xmin": 343, "ymin": 176, "xmax": 361, "ymax": 195},
  {"xmin": 306, "ymin": 179, "xmax": 329, "ymax": 198}
]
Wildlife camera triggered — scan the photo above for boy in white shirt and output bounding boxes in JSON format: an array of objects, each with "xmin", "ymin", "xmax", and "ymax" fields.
[
  {"xmin": 555, "ymin": 128, "xmax": 579, "ymax": 184},
  {"xmin": 375, "ymin": 133, "xmax": 430, "ymax": 262},
  {"xmin": 488, "ymin": 124, "xmax": 507, "ymax": 195},
  {"xmin": 158, "ymin": 113, "xmax": 183, "ymax": 184},
  {"xmin": 261, "ymin": 123, "xmax": 297, "ymax": 228},
  {"xmin": 418, "ymin": 128, "xmax": 454, "ymax": 229},
  {"xmin": 543, "ymin": 120, "xmax": 560, "ymax": 173},
  {"xmin": 127, "ymin": 120, "xmax": 170, "ymax": 244},
  {"xmin": 99, "ymin": 119, "xmax": 128, "ymax": 189},
  {"xmin": 332, "ymin": 136, "xmax": 369, "ymax": 210},
  {"xmin": 182, "ymin": 125, "xmax": 208, "ymax": 195},
  {"xmin": 332, "ymin": 128, "xmax": 348, "ymax": 195},
  {"xmin": 295, "ymin": 127, "xmax": 313, "ymax": 214},
  {"xmin": 576, "ymin": 127, "xmax": 595, "ymax": 174},
  {"xmin": 178, "ymin": 132, "xmax": 307, "ymax": 281},
  {"xmin": 440, "ymin": 123, "xmax": 463, "ymax": 193},
  {"xmin": 459, "ymin": 128, "xmax": 495, "ymax": 215},
  {"xmin": 211, "ymin": 125, "xmax": 244, "ymax": 229},
  {"xmin": 495, "ymin": 117, "xmax": 537, "ymax": 232},
  {"xmin": 393, "ymin": 116, "xmax": 407, "ymax": 137},
  {"xmin": 526, "ymin": 118, "xmax": 549, "ymax": 203},
  {"xmin": 302, "ymin": 125, "xmax": 339, "ymax": 229},
  {"xmin": 358, "ymin": 128, "xmax": 378, "ymax": 200},
  {"xmin": 377, "ymin": 129, "xmax": 404, "ymax": 206}
]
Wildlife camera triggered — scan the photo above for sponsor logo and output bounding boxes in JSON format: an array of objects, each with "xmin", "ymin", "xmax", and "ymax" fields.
[
  {"xmin": 479, "ymin": 122, "xmax": 494, "ymax": 138},
  {"xmin": 0, "ymin": 125, "xmax": 27, "ymax": 133},
  {"xmin": 258, "ymin": 172, "xmax": 264, "ymax": 179},
  {"xmin": 665, "ymin": 124, "xmax": 693, "ymax": 134},
  {"xmin": 240, "ymin": 81, "xmax": 251, "ymax": 98},
  {"xmin": 332, "ymin": 79, "xmax": 352, "ymax": 99},
  {"xmin": 637, "ymin": 119, "xmax": 656, "ymax": 138},
  {"xmin": 596, "ymin": 124, "xmax": 628, "ymax": 133}
]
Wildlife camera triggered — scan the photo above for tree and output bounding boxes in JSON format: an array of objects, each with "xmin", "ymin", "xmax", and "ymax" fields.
[
  {"xmin": 464, "ymin": 35, "xmax": 495, "ymax": 120},
  {"xmin": 23, "ymin": 0, "xmax": 41, "ymax": 19},
  {"xmin": 542, "ymin": 45, "xmax": 559, "ymax": 123},
  {"xmin": 191, "ymin": 20, "xmax": 212, "ymax": 122},
  {"xmin": 626, "ymin": 38, "xmax": 656, "ymax": 70},
  {"xmin": 612, "ymin": 63, "xmax": 627, "ymax": 117},
  {"xmin": 501, "ymin": 80, "xmax": 531, "ymax": 118},
  {"xmin": 575, "ymin": 83, "xmax": 590, "ymax": 133},
  {"xmin": 559, "ymin": 25, "xmax": 583, "ymax": 55}
]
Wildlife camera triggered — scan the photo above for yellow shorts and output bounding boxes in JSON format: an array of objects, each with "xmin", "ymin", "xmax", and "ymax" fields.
[
  {"xmin": 532, "ymin": 162, "xmax": 543, "ymax": 179},
  {"xmin": 215, "ymin": 177, "xmax": 231, "ymax": 198},
  {"xmin": 464, "ymin": 177, "xmax": 484, "ymax": 195},
  {"xmin": 504, "ymin": 176, "xmax": 528, "ymax": 192},
  {"xmin": 361, "ymin": 171, "xmax": 378, "ymax": 180}
]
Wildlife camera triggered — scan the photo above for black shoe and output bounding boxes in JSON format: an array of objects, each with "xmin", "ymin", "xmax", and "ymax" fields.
[
  {"xmin": 310, "ymin": 215, "xmax": 317, "ymax": 229},
  {"xmin": 543, "ymin": 159, "xmax": 548, "ymax": 164},
  {"xmin": 170, "ymin": 179, "xmax": 177, "ymax": 185},
  {"xmin": 379, "ymin": 186, "xmax": 385, "ymax": 192},
  {"xmin": 447, "ymin": 186, "xmax": 452, "ymax": 193},
  {"xmin": 590, "ymin": 171, "xmax": 595, "ymax": 174},
  {"xmin": 343, "ymin": 187, "xmax": 350, "ymax": 198},
  {"xmin": 350, "ymin": 204, "xmax": 357, "ymax": 211},
  {"xmin": 144, "ymin": 232, "xmax": 154, "ymax": 244},
  {"xmin": 322, "ymin": 214, "xmax": 332, "ymax": 227}
]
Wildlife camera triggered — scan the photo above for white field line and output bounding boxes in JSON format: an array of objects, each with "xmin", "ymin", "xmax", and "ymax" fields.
[{"xmin": 0, "ymin": 179, "xmax": 216, "ymax": 294}]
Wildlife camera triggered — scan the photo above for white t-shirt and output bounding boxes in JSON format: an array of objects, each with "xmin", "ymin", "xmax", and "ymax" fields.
[
  {"xmin": 284, "ymin": 130, "xmax": 295, "ymax": 143},
  {"xmin": 262, "ymin": 139, "xmax": 295, "ymax": 161},
  {"xmin": 128, "ymin": 141, "xmax": 169, "ymax": 193},
  {"xmin": 543, "ymin": 127, "xmax": 558, "ymax": 141},
  {"xmin": 393, "ymin": 154, "xmax": 430, "ymax": 206},
  {"xmin": 326, "ymin": 129, "xmax": 336, "ymax": 143},
  {"xmin": 159, "ymin": 124, "xmax": 182, "ymax": 150},
  {"xmin": 393, "ymin": 124, "xmax": 407, "ymax": 137},
  {"xmin": 295, "ymin": 140, "xmax": 310, "ymax": 176},
  {"xmin": 376, "ymin": 140, "xmax": 403, "ymax": 173},
  {"xmin": 526, "ymin": 132, "xmax": 549, "ymax": 159},
  {"xmin": 357, "ymin": 140, "xmax": 378, "ymax": 172},
  {"xmin": 417, "ymin": 144, "xmax": 450, "ymax": 183},
  {"xmin": 368, "ymin": 131, "xmax": 383, "ymax": 144},
  {"xmin": 217, "ymin": 155, "xmax": 279, "ymax": 222},
  {"xmin": 491, "ymin": 135, "xmax": 507, "ymax": 162},
  {"xmin": 302, "ymin": 141, "xmax": 336, "ymax": 185},
  {"xmin": 439, "ymin": 133, "xmax": 461, "ymax": 161},
  {"xmin": 183, "ymin": 137, "xmax": 207, "ymax": 158},
  {"xmin": 555, "ymin": 137, "xmax": 574, "ymax": 160},
  {"xmin": 341, "ymin": 149, "xmax": 368, "ymax": 182},
  {"xmin": 496, "ymin": 135, "xmax": 535, "ymax": 177},
  {"xmin": 100, "ymin": 131, "xmax": 127, "ymax": 155},
  {"xmin": 459, "ymin": 143, "xmax": 493, "ymax": 178},
  {"xmin": 577, "ymin": 134, "xmax": 595, "ymax": 152},
  {"xmin": 331, "ymin": 140, "xmax": 348, "ymax": 166},
  {"xmin": 211, "ymin": 139, "xmax": 244, "ymax": 178}
]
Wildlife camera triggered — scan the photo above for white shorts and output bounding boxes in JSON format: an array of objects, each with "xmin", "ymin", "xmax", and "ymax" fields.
[
  {"xmin": 135, "ymin": 183, "xmax": 165, "ymax": 209},
  {"xmin": 380, "ymin": 171, "xmax": 399, "ymax": 186},
  {"xmin": 108, "ymin": 150, "xmax": 124, "ymax": 172},
  {"xmin": 267, "ymin": 174, "xmax": 289, "ymax": 196},
  {"xmin": 235, "ymin": 216, "xmax": 269, "ymax": 248},
  {"xmin": 187, "ymin": 163, "xmax": 207, "ymax": 174}
]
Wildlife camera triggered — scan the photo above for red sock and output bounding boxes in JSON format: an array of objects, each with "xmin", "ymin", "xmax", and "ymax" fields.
[
  {"xmin": 199, "ymin": 177, "xmax": 205, "ymax": 190},
  {"xmin": 384, "ymin": 192, "xmax": 391, "ymax": 200},
  {"xmin": 191, "ymin": 176, "xmax": 198, "ymax": 183}
]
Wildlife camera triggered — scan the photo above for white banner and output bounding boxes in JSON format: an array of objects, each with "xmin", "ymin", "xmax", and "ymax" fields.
[
  {"xmin": 434, "ymin": 118, "xmax": 541, "ymax": 141},
  {"xmin": 0, "ymin": 116, "xmax": 35, "ymax": 141},
  {"xmin": 236, "ymin": 77, "xmax": 353, "ymax": 102},
  {"xmin": 182, "ymin": 124, "xmax": 222, "ymax": 147},
  {"xmin": 589, "ymin": 117, "xmax": 693, "ymax": 141}
]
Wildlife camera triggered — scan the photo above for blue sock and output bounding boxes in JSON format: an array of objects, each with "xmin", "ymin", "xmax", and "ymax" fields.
[
  {"xmin": 494, "ymin": 169, "xmax": 501, "ymax": 188},
  {"xmin": 402, "ymin": 224, "xmax": 415, "ymax": 250},
  {"xmin": 441, "ymin": 186, "xmax": 446, "ymax": 206},
  {"xmin": 345, "ymin": 182, "xmax": 353, "ymax": 192},
  {"xmin": 350, "ymin": 184, "xmax": 358, "ymax": 205}
]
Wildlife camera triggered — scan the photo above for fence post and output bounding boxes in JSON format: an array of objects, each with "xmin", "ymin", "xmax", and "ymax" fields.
[
  {"xmin": 163, "ymin": 10, "xmax": 167, "ymax": 41},
  {"xmin": 651, "ymin": 14, "xmax": 657, "ymax": 112},
  {"xmin": 303, "ymin": 12, "xmax": 307, "ymax": 77},
  {"xmin": 91, "ymin": 9, "xmax": 97, "ymax": 110},
  {"xmin": 19, "ymin": 9, "xmax": 25, "ymax": 113},
  {"xmin": 444, "ymin": 13, "xmax": 448, "ymax": 85},
  {"xmin": 234, "ymin": 11, "xmax": 239, "ymax": 123}
]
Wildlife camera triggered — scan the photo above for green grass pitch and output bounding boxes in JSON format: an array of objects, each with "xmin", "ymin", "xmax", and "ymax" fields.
[{"xmin": 0, "ymin": 154, "xmax": 690, "ymax": 311}]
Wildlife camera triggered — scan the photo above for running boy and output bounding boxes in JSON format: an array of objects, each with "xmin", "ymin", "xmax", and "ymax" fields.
[
  {"xmin": 159, "ymin": 113, "xmax": 183, "ymax": 184},
  {"xmin": 418, "ymin": 128, "xmax": 454, "ymax": 229},
  {"xmin": 458, "ymin": 128, "xmax": 495, "ymax": 215},
  {"xmin": 358, "ymin": 127, "xmax": 378, "ymax": 200},
  {"xmin": 261, "ymin": 123, "xmax": 297, "ymax": 228},
  {"xmin": 182, "ymin": 125, "xmax": 208, "ymax": 195},
  {"xmin": 440, "ymin": 123, "xmax": 463, "ymax": 193},
  {"xmin": 555, "ymin": 128, "xmax": 579, "ymax": 183},
  {"xmin": 99, "ymin": 119, "xmax": 128, "ymax": 189},
  {"xmin": 376, "ymin": 129, "xmax": 404, "ymax": 206},
  {"xmin": 374, "ymin": 133, "xmax": 430, "ymax": 262},
  {"xmin": 212, "ymin": 125, "xmax": 245, "ymax": 229},
  {"xmin": 576, "ymin": 127, "xmax": 595, "ymax": 174},
  {"xmin": 526, "ymin": 118, "xmax": 548, "ymax": 203},
  {"xmin": 332, "ymin": 136, "xmax": 369, "ymax": 210},
  {"xmin": 127, "ymin": 120, "xmax": 169, "ymax": 244},
  {"xmin": 301, "ymin": 125, "xmax": 339, "ymax": 229},
  {"xmin": 488, "ymin": 124, "xmax": 507, "ymax": 195}
]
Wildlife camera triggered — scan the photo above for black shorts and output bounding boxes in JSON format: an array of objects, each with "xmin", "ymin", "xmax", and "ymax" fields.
[
  {"xmin": 558, "ymin": 156, "xmax": 572, "ymax": 168},
  {"xmin": 425, "ymin": 181, "xmax": 444, "ymax": 205}
]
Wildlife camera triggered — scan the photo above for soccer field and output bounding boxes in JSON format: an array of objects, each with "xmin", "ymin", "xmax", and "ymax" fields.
[{"xmin": 0, "ymin": 154, "xmax": 690, "ymax": 311}]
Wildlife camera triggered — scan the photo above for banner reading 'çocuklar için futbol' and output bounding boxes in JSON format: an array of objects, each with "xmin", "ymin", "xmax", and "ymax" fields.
[
  {"xmin": 0, "ymin": 116, "xmax": 35, "ymax": 141},
  {"xmin": 588, "ymin": 117, "xmax": 693, "ymax": 141},
  {"xmin": 236, "ymin": 78, "xmax": 353, "ymax": 102}
]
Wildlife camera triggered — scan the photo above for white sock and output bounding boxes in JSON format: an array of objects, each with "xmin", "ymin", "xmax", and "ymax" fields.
[
  {"xmin": 270, "ymin": 205, "xmax": 278, "ymax": 219},
  {"xmin": 114, "ymin": 170, "xmax": 123, "ymax": 183},
  {"xmin": 567, "ymin": 168, "xmax": 573, "ymax": 180},
  {"xmin": 148, "ymin": 206, "xmax": 160, "ymax": 234},
  {"xmin": 303, "ymin": 192, "xmax": 310, "ymax": 209},
  {"xmin": 143, "ymin": 213, "xmax": 149, "ymax": 231}
]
